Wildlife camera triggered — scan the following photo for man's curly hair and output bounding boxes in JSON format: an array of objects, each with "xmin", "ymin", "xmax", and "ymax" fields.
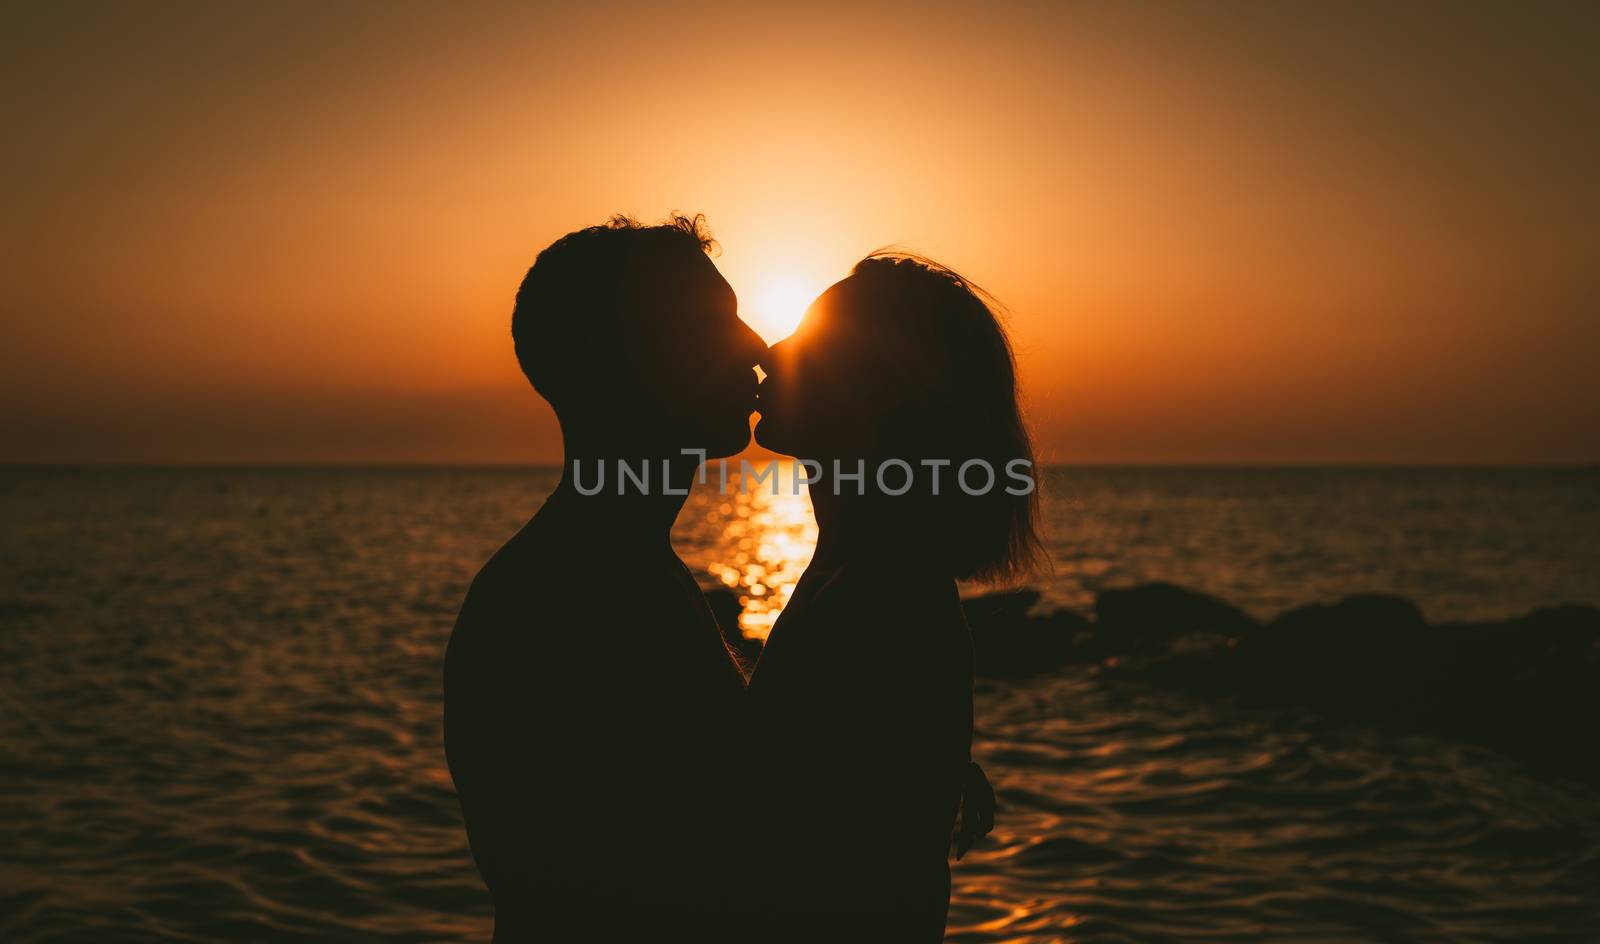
[{"xmin": 511, "ymin": 213, "xmax": 717, "ymax": 406}]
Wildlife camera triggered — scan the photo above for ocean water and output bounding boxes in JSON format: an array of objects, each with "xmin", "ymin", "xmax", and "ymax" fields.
[{"xmin": 2, "ymin": 465, "xmax": 1597, "ymax": 942}]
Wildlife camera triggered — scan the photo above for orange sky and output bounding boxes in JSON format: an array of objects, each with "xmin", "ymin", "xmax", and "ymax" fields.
[{"xmin": 3, "ymin": 1, "xmax": 1596, "ymax": 463}]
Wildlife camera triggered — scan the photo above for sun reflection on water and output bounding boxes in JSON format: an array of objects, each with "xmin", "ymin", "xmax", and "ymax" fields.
[{"xmin": 674, "ymin": 460, "xmax": 818, "ymax": 641}]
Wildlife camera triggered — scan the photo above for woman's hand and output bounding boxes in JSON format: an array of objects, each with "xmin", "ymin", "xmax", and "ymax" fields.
[{"xmin": 954, "ymin": 761, "xmax": 997, "ymax": 859}]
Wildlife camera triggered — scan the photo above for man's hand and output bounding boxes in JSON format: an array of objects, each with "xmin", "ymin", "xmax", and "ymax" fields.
[{"xmin": 953, "ymin": 761, "xmax": 997, "ymax": 860}]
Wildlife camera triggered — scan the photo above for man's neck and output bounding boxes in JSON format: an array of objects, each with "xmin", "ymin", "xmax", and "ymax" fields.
[{"xmin": 542, "ymin": 448, "xmax": 701, "ymax": 553}]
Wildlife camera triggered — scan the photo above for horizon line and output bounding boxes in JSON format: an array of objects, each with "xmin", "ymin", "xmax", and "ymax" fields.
[{"xmin": 3, "ymin": 460, "xmax": 1596, "ymax": 471}]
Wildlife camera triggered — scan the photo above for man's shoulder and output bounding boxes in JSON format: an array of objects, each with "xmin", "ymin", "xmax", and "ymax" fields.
[
  {"xmin": 465, "ymin": 521, "xmax": 598, "ymax": 609},
  {"xmin": 447, "ymin": 531, "xmax": 595, "ymax": 669}
]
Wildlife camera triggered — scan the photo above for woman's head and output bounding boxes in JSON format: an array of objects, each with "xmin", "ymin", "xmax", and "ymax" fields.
[{"xmin": 755, "ymin": 252, "xmax": 1043, "ymax": 583}]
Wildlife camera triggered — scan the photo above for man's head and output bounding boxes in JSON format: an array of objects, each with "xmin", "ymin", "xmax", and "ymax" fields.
[{"xmin": 512, "ymin": 214, "xmax": 766, "ymax": 458}]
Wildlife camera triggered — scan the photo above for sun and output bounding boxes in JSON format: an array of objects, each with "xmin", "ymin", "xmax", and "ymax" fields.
[{"xmin": 741, "ymin": 277, "xmax": 814, "ymax": 345}]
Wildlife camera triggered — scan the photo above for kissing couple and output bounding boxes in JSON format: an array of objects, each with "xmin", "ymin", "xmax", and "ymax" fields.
[{"xmin": 444, "ymin": 213, "xmax": 1041, "ymax": 943}]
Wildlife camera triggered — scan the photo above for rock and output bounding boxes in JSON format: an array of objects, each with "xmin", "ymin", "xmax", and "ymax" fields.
[
  {"xmin": 1442, "ymin": 604, "xmax": 1600, "ymax": 689},
  {"xmin": 1123, "ymin": 588, "xmax": 1600, "ymax": 783},
  {"xmin": 1429, "ymin": 605, "xmax": 1600, "ymax": 781},
  {"xmin": 1219, "ymin": 594, "xmax": 1436, "ymax": 722},
  {"xmin": 1093, "ymin": 583, "xmax": 1259, "ymax": 658},
  {"xmin": 1269, "ymin": 594, "xmax": 1427, "ymax": 637}
]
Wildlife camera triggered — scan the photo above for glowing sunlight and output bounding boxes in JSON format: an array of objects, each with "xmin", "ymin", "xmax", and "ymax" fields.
[{"xmin": 740, "ymin": 276, "xmax": 815, "ymax": 344}]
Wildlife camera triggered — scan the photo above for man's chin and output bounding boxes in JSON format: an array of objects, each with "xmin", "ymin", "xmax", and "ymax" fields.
[
  {"xmin": 700, "ymin": 420, "xmax": 754, "ymax": 460},
  {"xmin": 751, "ymin": 415, "xmax": 791, "ymax": 457}
]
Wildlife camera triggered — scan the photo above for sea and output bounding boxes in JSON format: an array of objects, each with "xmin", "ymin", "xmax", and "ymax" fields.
[{"xmin": 2, "ymin": 465, "xmax": 1597, "ymax": 942}]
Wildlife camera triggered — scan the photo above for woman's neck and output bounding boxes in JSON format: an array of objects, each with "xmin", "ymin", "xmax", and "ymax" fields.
[{"xmin": 807, "ymin": 482, "xmax": 943, "ymax": 576}]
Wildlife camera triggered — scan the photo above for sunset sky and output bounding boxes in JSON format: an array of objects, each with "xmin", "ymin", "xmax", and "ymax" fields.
[{"xmin": 3, "ymin": 1, "xmax": 1596, "ymax": 463}]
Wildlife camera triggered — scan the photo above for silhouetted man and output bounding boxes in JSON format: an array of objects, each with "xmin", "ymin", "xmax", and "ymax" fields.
[{"xmin": 443, "ymin": 215, "xmax": 766, "ymax": 941}]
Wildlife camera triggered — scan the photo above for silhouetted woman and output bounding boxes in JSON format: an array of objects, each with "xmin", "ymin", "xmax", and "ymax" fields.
[{"xmin": 748, "ymin": 253, "xmax": 1039, "ymax": 942}]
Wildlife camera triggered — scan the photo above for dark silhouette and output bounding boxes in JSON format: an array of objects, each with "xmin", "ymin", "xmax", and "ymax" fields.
[
  {"xmin": 749, "ymin": 254, "xmax": 1033, "ymax": 941},
  {"xmin": 442, "ymin": 215, "xmax": 765, "ymax": 941}
]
